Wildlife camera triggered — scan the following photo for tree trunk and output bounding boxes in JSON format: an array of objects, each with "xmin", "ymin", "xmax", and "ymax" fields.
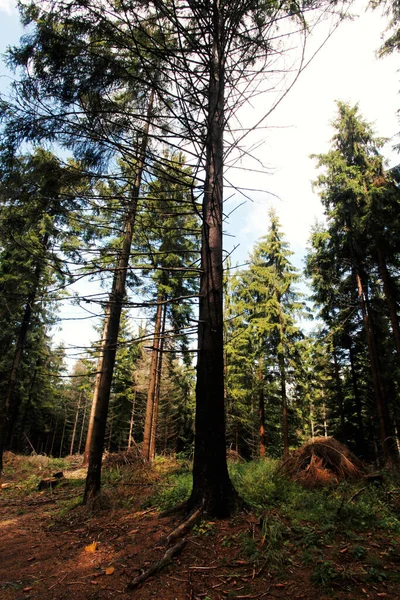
[
  {"xmin": 332, "ymin": 347, "xmax": 346, "ymax": 442},
  {"xmin": 142, "ymin": 295, "xmax": 163, "ymax": 461},
  {"xmin": 70, "ymin": 391, "xmax": 82, "ymax": 456},
  {"xmin": 258, "ymin": 365, "xmax": 266, "ymax": 457},
  {"xmin": 83, "ymin": 90, "xmax": 154, "ymax": 503},
  {"xmin": 377, "ymin": 247, "xmax": 400, "ymax": 363},
  {"xmin": 348, "ymin": 343, "xmax": 366, "ymax": 456},
  {"xmin": 0, "ymin": 242, "xmax": 47, "ymax": 472},
  {"xmin": 78, "ymin": 395, "xmax": 87, "ymax": 455},
  {"xmin": 149, "ymin": 299, "xmax": 167, "ymax": 461},
  {"xmin": 59, "ymin": 413, "xmax": 67, "ymax": 459},
  {"xmin": 310, "ymin": 403, "xmax": 315, "ymax": 441},
  {"xmin": 188, "ymin": 1, "xmax": 238, "ymax": 517},
  {"xmin": 83, "ymin": 300, "xmax": 113, "ymax": 466},
  {"xmin": 355, "ymin": 270, "xmax": 397, "ymax": 464},
  {"xmin": 279, "ymin": 352, "xmax": 289, "ymax": 459},
  {"xmin": 50, "ymin": 419, "xmax": 58, "ymax": 457},
  {"xmin": 323, "ymin": 403, "xmax": 328, "ymax": 438},
  {"xmin": 127, "ymin": 387, "xmax": 136, "ymax": 450}
]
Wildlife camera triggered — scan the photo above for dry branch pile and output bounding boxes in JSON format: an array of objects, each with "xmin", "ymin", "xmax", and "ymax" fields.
[
  {"xmin": 281, "ymin": 437, "xmax": 365, "ymax": 488},
  {"xmin": 102, "ymin": 446, "xmax": 146, "ymax": 469}
]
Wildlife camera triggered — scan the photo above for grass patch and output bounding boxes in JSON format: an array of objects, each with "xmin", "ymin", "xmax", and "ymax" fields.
[{"xmin": 143, "ymin": 460, "xmax": 192, "ymax": 510}]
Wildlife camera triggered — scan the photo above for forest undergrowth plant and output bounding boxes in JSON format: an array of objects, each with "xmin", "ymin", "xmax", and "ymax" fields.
[
  {"xmin": 144, "ymin": 469, "xmax": 192, "ymax": 511},
  {"xmin": 260, "ymin": 513, "xmax": 290, "ymax": 566}
]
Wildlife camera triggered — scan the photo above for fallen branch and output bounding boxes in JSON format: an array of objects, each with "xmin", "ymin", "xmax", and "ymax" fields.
[
  {"xmin": 165, "ymin": 507, "xmax": 202, "ymax": 545},
  {"xmin": 337, "ymin": 486, "xmax": 367, "ymax": 516},
  {"xmin": 127, "ymin": 539, "xmax": 186, "ymax": 590}
]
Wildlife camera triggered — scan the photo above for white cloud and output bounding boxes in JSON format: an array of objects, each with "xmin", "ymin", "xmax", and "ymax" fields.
[
  {"xmin": 0, "ymin": 0, "xmax": 16, "ymax": 15},
  {"xmin": 224, "ymin": 0, "xmax": 399, "ymax": 270}
]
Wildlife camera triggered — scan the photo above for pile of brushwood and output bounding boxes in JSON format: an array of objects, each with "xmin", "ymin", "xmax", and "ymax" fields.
[
  {"xmin": 281, "ymin": 437, "xmax": 366, "ymax": 488},
  {"xmin": 102, "ymin": 446, "xmax": 145, "ymax": 469}
]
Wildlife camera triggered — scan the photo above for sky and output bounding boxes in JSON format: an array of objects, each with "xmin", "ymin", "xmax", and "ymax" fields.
[{"xmin": 0, "ymin": 0, "xmax": 399, "ymax": 362}]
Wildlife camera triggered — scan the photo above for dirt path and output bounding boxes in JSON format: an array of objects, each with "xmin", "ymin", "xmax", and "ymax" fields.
[{"xmin": 0, "ymin": 463, "xmax": 399, "ymax": 600}]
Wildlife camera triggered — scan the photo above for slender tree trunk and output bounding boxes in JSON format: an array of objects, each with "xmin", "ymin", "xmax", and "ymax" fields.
[
  {"xmin": 142, "ymin": 295, "xmax": 163, "ymax": 461},
  {"xmin": 349, "ymin": 343, "xmax": 365, "ymax": 455},
  {"xmin": 310, "ymin": 403, "xmax": 315, "ymax": 441},
  {"xmin": 188, "ymin": 1, "xmax": 238, "ymax": 517},
  {"xmin": 59, "ymin": 413, "xmax": 67, "ymax": 459},
  {"xmin": 127, "ymin": 387, "xmax": 136, "ymax": 450},
  {"xmin": 149, "ymin": 300, "xmax": 167, "ymax": 461},
  {"xmin": 107, "ymin": 413, "xmax": 113, "ymax": 452},
  {"xmin": 355, "ymin": 271, "xmax": 397, "ymax": 464},
  {"xmin": 377, "ymin": 247, "xmax": 400, "ymax": 362},
  {"xmin": 50, "ymin": 419, "xmax": 58, "ymax": 457},
  {"xmin": 78, "ymin": 395, "xmax": 87, "ymax": 455},
  {"xmin": 70, "ymin": 392, "xmax": 82, "ymax": 456},
  {"xmin": 258, "ymin": 364, "xmax": 266, "ymax": 457},
  {"xmin": 332, "ymin": 347, "xmax": 346, "ymax": 442},
  {"xmin": 279, "ymin": 353, "xmax": 289, "ymax": 459},
  {"xmin": 323, "ymin": 403, "xmax": 328, "ymax": 438},
  {"xmin": 83, "ymin": 90, "xmax": 154, "ymax": 502},
  {"xmin": 0, "ymin": 244, "xmax": 47, "ymax": 472}
]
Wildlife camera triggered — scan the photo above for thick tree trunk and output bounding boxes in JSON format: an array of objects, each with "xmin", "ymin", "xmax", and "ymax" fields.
[
  {"xmin": 83, "ymin": 300, "xmax": 113, "ymax": 466},
  {"xmin": 142, "ymin": 295, "xmax": 163, "ymax": 461},
  {"xmin": 355, "ymin": 271, "xmax": 397, "ymax": 464},
  {"xmin": 83, "ymin": 91, "xmax": 154, "ymax": 503},
  {"xmin": 188, "ymin": 1, "xmax": 238, "ymax": 517},
  {"xmin": 377, "ymin": 247, "xmax": 400, "ymax": 362}
]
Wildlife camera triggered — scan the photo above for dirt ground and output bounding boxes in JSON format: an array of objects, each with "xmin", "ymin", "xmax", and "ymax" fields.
[{"xmin": 0, "ymin": 457, "xmax": 399, "ymax": 600}]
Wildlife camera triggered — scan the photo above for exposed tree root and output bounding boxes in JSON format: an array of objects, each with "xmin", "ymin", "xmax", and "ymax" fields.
[
  {"xmin": 159, "ymin": 499, "xmax": 188, "ymax": 518},
  {"xmin": 126, "ymin": 539, "xmax": 186, "ymax": 590},
  {"xmin": 165, "ymin": 507, "xmax": 202, "ymax": 545}
]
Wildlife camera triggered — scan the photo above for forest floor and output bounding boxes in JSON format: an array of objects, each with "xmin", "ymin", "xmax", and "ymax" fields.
[{"xmin": 0, "ymin": 452, "xmax": 399, "ymax": 600}]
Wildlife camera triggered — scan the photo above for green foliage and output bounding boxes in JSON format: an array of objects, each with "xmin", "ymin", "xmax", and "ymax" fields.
[{"xmin": 146, "ymin": 469, "xmax": 192, "ymax": 510}]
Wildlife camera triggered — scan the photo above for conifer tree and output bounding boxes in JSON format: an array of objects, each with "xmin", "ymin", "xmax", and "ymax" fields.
[
  {"xmin": 310, "ymin": 102, "xmax": 400, "ymax": 463},
  {"xmin": 227, "ymin": 210, "xmax": 305, "ymax": 458}
]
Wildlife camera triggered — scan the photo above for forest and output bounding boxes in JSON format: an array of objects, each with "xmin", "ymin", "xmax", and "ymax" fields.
[{"xmin": 0, "ymin": 1, "xmax": 400, "ymax": 599}]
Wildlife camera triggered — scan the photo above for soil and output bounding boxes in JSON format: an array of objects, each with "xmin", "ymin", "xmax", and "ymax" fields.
[{"xmin": 0, "ymin": 456, "xmax": 399, "ymax": 600}]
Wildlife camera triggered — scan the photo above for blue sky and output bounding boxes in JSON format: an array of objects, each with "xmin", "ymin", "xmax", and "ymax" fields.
[{"xmin": 1, "ymin": 0, "xmax": 400, "ymax": 361}]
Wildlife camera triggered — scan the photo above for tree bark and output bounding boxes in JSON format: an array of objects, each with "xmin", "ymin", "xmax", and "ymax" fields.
[
  {"xmin": 188, "ymin": 0, "xmax": 238, "ymax": 517},
  {"xmin": 127, "ymin": 386, "xmax": 136, "ymax": 450},
  {"xmin": 142, "ymin": 294, "xmax": 163, "ymax": 461},
  {"xmin": 258, "ymin": 364, "xmax": 266, "ymax": 457},
  {"xmin": 377, "ymin": 247, "xmax": 400, "ymax": 363},
  {"xmin": 279, "ymin": 352, "xmax": 289, "ymax": 459},
  {"xmin": 70, "ymin": 391, "xmax": 82, "ymax": 456},
  {"xmin": 332, "ymin": 346, "xmax": 346, "ymax": 442},
  {"xmin": 355, "ymin": 270, "xmax": 397, "ymax": 464},
  {"xmin": 83, "ymin": 90, "xmax": 154, "ymax": 502},
  {"xmin": 348, "ymin": 343, "xmax": 366, "ymax": 456},
  {"xmin": 78, "ymin": 394, "xmax": 87, "ymax": 455},
  {"xmin": 0, "ymin": 239, "xmax": 47, "ymax": 472},
  {"xmin": 83, "ymin": 300, "xmax": 113, "ymax": 466},
  {"xmin": 149, "ymin": 299, "xmax": 167, "ymax": 461}
]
